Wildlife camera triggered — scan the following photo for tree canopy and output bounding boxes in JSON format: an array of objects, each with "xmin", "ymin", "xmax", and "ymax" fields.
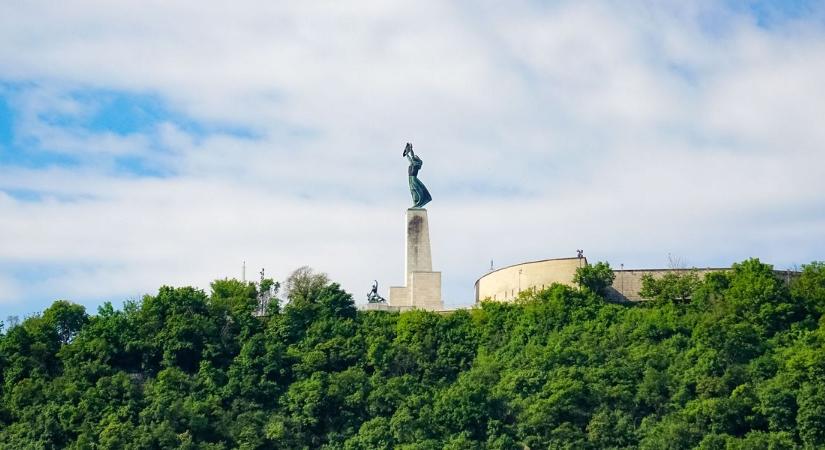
[
  {"xmin": 2, "ymin": 258, "xmax": 824, "ymax": 449},
  {"xmin": 574, "ymin": 261, "xmax": 616, "ymax": 295}
]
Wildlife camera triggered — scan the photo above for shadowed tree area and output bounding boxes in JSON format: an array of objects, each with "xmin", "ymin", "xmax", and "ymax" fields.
[{"xmin": 2, "ymin": 258, "xmax": 825, "ymax": 449}]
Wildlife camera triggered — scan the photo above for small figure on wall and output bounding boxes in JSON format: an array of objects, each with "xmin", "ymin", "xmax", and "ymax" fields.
[
  {"xmin": 403, "ymin": 142, "xmax": 432, "ymax": 208},
  {"xmin": 367, "ymin": 280, "xmax": 386, "ymax": 303}
]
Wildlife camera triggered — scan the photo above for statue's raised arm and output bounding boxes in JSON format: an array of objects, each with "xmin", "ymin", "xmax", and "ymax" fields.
[{"xmin": 402, "ymin": 142, "xmax": 432, "ymax": 208}]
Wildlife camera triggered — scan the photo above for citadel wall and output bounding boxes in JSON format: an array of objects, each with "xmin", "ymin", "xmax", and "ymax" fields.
[
  {"xmin": 606, "ymin": 268, "xmax": 727, "ymax": 302},
  {"xmin": 475, "ymin": 261, "xmax": 734, "ymax": 304},
  {"xmin": 474, "ymin": 257, "xmax": 586, "ymax": 303},
  {"xmin": 476, "ymin": 261, "xmax": 798, "ymax": 304}
]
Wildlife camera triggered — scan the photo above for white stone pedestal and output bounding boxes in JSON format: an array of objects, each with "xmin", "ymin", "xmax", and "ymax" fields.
[{"xmin": 389, "ymin": 208, "xmax": 443, "ymax": 311}]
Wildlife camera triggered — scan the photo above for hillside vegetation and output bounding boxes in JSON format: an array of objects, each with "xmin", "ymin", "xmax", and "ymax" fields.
[{"xmin": 2, "ymin": 259, "xmax": 825, "ymax": 449}]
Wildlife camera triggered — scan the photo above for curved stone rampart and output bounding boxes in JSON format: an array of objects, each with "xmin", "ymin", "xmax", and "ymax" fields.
[
  {"xmin": 474, "ymin": 257, "xmax": 586, "ymax": 303},
  {"xmin": 477, "ymin": 260, "xmax": 797, "ymax": 304}
]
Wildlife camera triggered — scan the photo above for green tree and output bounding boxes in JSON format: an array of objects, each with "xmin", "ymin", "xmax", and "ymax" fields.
[
  {"xmin": 574, "ymin": 261, "xmax": 616, "ymax": 295},
  {"xmin": 284, "ymin": 266, "xmax": 330, "ymax": 304},
  {"xmin": 6, "ymin": 258, "xmax": 825, "ymax": 449},
  {"xmin": 639, "ymin": 271, "xmax": 703, "ymax": 303},
  {"xmin": 791, "ymin": 261, "xmax": 825, "ymax": 317},
  {"xmin": 726, "ymin": 258, "xmax": 801, "ymax": 336},
  {"xmin": 42, "ymin": 300, "xmax": 89, "ymax": 344},
  {"xmin": 797, "ymin": 383, "xmax": 825, "ymax": 448}
]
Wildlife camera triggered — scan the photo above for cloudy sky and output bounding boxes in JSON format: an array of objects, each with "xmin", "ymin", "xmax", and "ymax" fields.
[{"xmin": 1, "ymin": 1, "xmax": 824, "ymax": 317}]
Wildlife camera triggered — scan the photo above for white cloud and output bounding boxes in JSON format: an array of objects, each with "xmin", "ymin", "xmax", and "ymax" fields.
[
  {"xmin": 0, "ymin": 272, "xmax": 22, "ymax": 306},
  {"xmin": 0, "ymin": 1, "xmax": 824, "ymax": 314}
]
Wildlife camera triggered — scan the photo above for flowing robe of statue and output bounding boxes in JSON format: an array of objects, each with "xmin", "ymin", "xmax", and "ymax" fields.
[{"xmin": 405, "ymin": 147, "xmax": 432, "ymax": 208}]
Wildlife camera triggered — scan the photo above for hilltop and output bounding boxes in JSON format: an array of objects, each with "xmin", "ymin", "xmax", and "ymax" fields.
[{"xmin": 1, "ymin": 258, "xmax": 824, "ymax": 449}]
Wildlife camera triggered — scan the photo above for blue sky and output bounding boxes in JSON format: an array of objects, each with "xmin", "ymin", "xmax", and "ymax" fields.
[{"xmin": 1, "ymin": 0, "xmax": 825, "ymax": 318}]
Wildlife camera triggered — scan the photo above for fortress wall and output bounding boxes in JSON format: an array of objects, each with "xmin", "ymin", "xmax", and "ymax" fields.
[
  {"xmin": 607, "ymin": 268, "xmax": 727, "ymax": 302},
  {"xmin": 608, "ymin": 268, "xmax": 799, "ymax": 302},
  {"xmin": 475, "ymin": 257, "xmax": 586, "ymax": 303},
  {"xmin": 475, "ymin": 262, "xmax": 733, "ymax": 304}
]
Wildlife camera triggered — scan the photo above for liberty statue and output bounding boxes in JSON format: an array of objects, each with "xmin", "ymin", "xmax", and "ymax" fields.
[{"xmin": 402, "ymin": 142, "xmax": 432, "ymax": 208}]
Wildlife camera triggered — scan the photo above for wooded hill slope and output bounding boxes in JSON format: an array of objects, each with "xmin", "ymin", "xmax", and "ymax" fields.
[{"xmin": 2, "ymin": 258, "xmax": 825, "ymax": 449}]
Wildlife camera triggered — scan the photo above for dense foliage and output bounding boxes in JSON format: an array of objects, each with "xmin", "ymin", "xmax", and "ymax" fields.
[
  {"xmin": 2, "ymin": 259, "xmax": 825, "ymax": 449},
  {"xmin": 574, "ymin": 261, "xmax": 616, "ymax": 296}
]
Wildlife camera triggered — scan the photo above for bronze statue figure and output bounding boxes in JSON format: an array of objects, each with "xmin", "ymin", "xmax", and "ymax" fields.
[
  {"xmin": 367, "ymin": 280, "xmax": 386, "ymax": 303},
  {"xmin": 403, "ymin": 142, "xmax": 432, "ymax": 208}
]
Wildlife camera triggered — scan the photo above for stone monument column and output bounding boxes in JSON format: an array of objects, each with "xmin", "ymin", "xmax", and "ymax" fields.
[
  {"xmin": 389, "ymin": 208, "xmax": 443, "ymax": 310},
  {"xmin": 405, "ymin": 208, "xmax": 432, "ymax": 276}
]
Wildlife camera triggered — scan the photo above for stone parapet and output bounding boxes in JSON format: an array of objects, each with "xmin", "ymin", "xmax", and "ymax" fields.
[{"xmin": 358, "ymin": 303, "xmax": 414, "ymax": 312}]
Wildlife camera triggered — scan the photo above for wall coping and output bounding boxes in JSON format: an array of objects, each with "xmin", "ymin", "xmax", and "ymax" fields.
[{"xmin": 474, "ymin": 256, "xmax": 585, "ymax": 288}]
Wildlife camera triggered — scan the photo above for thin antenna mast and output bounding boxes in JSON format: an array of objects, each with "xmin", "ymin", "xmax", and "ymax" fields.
[{"xmin": 242, "ymin": 261, "xmax": 246, "ymax": 282}]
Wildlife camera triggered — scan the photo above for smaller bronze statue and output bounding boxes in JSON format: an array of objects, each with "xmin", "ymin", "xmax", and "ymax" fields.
[
  {"xmin": 367, "ymin": 280, "xmax": 386, "ymax": 303},
  {"xmin": 403, "ymin": 142, "xmax": 432, "ymax": 208}
]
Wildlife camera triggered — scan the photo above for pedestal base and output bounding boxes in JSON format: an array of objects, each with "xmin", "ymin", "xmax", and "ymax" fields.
[
  {"xmin": 389, "ymin": 208, "xmax": 443, "ymax": 311},
  {"xmin": 389, "ymin": 271, "xmax": 442, "ymax": 310}
]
